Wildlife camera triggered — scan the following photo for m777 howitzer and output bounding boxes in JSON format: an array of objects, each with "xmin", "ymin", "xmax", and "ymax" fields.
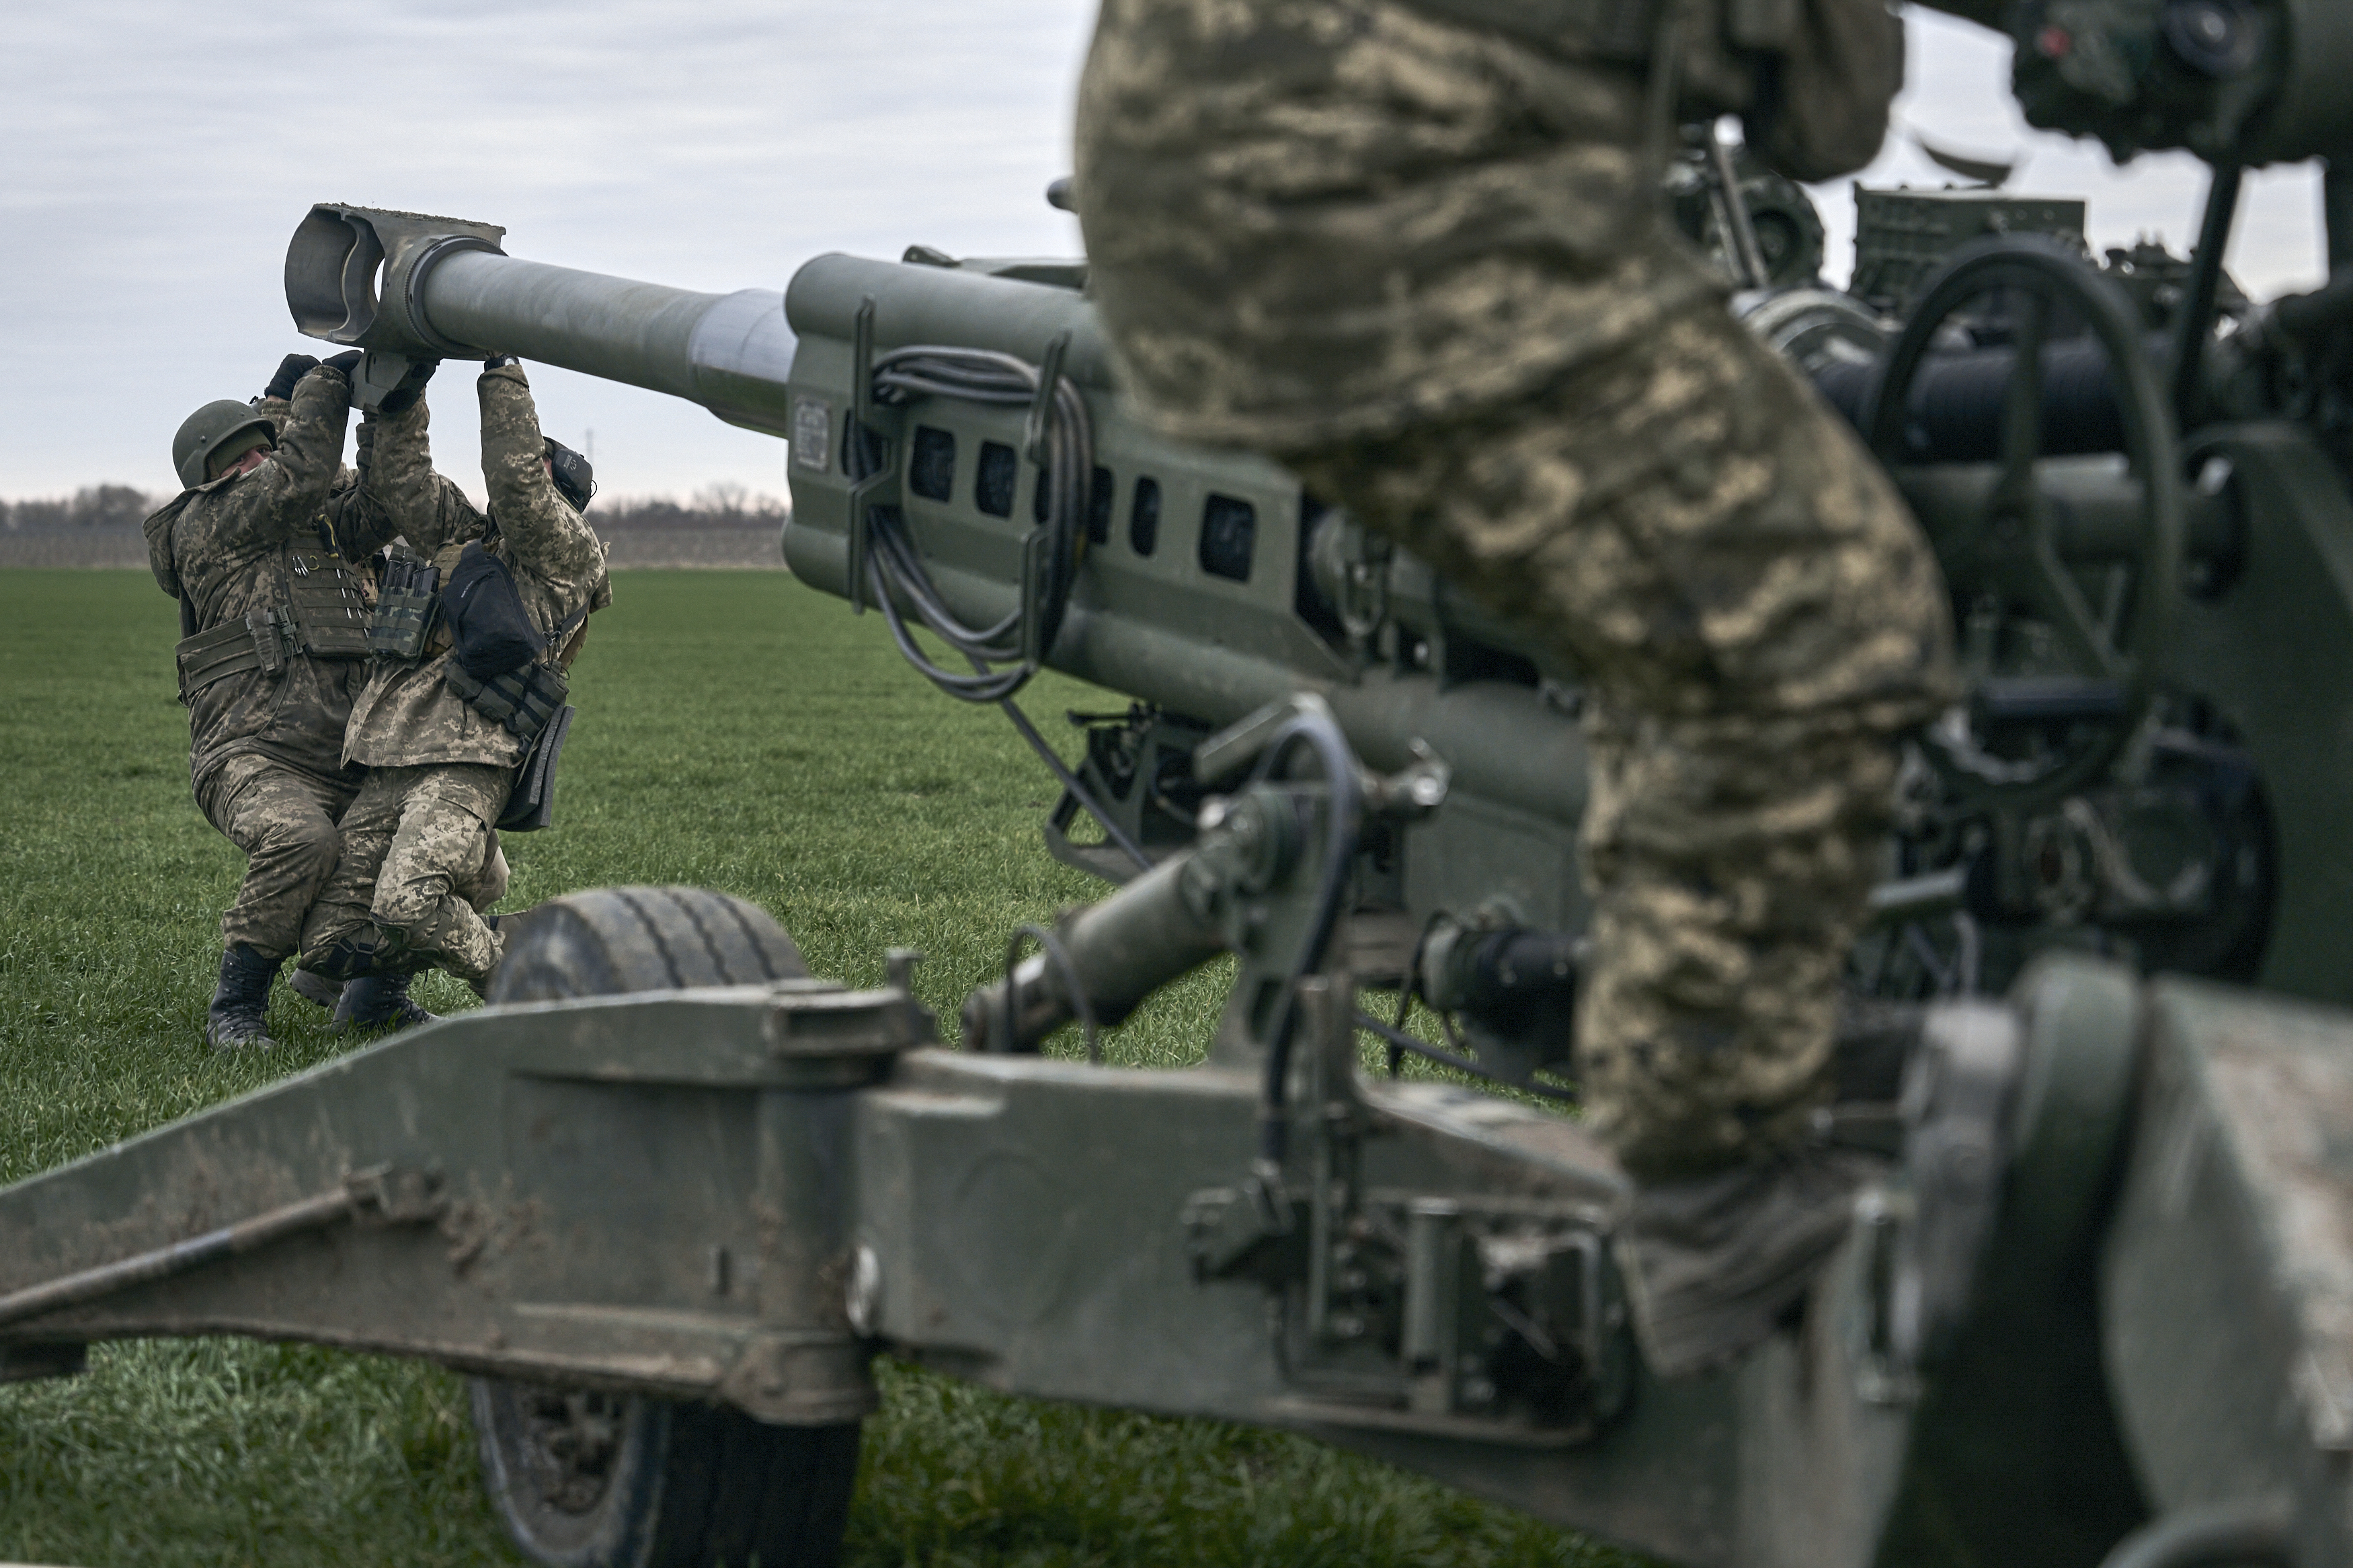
[{"xmin": 14, "ymin": 9, "xmax": 2353, "ymax": 1563}]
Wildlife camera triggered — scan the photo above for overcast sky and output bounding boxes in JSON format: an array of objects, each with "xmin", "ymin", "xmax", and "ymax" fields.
[{"xmin": 0, "ymin": 3, "xmax": 2331, "ymax": 505}]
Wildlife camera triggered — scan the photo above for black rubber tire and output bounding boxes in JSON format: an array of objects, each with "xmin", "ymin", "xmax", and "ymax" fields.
[
  {"xmin": 471, "ymin": 1383, "xmax": 861, "ymax": 1568},
  {"xmin": 471, "ymin": 885, "xmax": 859, "ymax": 1568},
  {"xmin": 490, "ymin": 884, "xmax": 809, "ymax": 1001}
]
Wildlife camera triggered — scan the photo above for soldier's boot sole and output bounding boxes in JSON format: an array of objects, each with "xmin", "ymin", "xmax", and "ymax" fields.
[
  {"xmin": 288, "ymin": 968, "xmax": 342, "ymax": 1009},
  {"xmin": 1618, "ymin": 1148, "xmax": 1880, "ymax": 1378},
  {"xmin": 204, "ymin": 1014, "xmax": 278, "ymax": 1051}
]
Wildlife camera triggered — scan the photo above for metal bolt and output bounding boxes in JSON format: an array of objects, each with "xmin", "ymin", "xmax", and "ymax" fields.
[{"xmin": 845, "ymin": 1245, "xmax": 884, "ymax": 1337}]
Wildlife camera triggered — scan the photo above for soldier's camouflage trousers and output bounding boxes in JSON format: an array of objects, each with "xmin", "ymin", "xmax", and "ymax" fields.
[
  {"xmin": 1284, "ymin": 299, "xmax": 1959, "ymax": 1180},
  {"xmin": 299, "ymin": 764, "xmax": 512, "ymax": 986},
  {"xmin": 196, "ymin": 755, "xmax": 360, "ymax": 962}
]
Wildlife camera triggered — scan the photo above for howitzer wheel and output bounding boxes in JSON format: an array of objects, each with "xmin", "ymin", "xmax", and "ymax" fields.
[
  {"xmin": 1867, "ymin": 235, "xmax": 2186, "ymax": 810},
  {"xmin": 471, "ymin": 885, "xmax": 859, "ymax": 1568}
]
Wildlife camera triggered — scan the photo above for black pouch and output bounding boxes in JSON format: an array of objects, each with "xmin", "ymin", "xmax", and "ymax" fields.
[
  {"xmin": 444, "ymin": 658, "xmax": 571, "ymax": 742},
  {"xmin": 497, "ymin": 704, "xmax": 574, "ymax": 833},
  {"xmin": 368, "ymin": 556, "xmax": 441, "ymax": 661},
  {"xmin": 444, "ymin": 541, "xmax": 540, "ymax": 680}
]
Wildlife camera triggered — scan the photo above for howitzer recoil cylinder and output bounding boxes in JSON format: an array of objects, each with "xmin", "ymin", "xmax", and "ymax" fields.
[
  {"xmin": 286, "ymin": 204, "xmax": 797, "ymax": 434},
  {"xmin": 962, "ymin": 852, "xmax": 1227, "ymax": 1053}
]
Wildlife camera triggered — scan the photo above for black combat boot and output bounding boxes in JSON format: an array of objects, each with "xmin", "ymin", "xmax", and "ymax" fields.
[
  {"xmin": 205, "ymin": 944, "xmax": 282, "ymax": 1051},
  {"xmin": 1617, "ymin": 1147, "xmax": 1879, "ymax": 1377},
  {"xmin": 331, "ymin": 974, "xmax": 438, "ymax": 1034},
  {"xmin": 1617, "ymin": 998, "xmax": 1934, "ymax": 1377},
  {"xmin": 288, "ymin": 968, "xmax": 342, "ymax": 1009}
]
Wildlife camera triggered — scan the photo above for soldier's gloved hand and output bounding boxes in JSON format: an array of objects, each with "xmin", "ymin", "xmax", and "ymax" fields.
[
  {"xmin": 378, "ymin": 358, "xmax": 438, "ymax": 415},
  {"xmin": 483, "ymin": 354, "xmax": 520, "ymax": 370},
  {"xmin": 322, "ymin": 350, "xmax": 365, "ymax": 380},
  {"xmin": 264, "ymin": 354, "xmax": 319, "ymax": 401},
  {"xmin": 354, "ymin": 415, "xmax": 377, "ymax": 477}
]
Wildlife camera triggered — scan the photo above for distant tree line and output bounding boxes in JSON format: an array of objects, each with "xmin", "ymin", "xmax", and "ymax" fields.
[
  {"xmin": 1, "ymin": 483, "xmax": 787, "ymax": 533},
  {"xmin": 595, "ymin": 483, "xmax": 788, "ymax": 530},
  {"xmin": 1, "ymin": 485, "xmax": 155, "ymax": 533}
]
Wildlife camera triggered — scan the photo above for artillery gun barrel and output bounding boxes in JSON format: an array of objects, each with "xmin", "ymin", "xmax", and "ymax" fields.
[
  {"xmin": 286, "ymin": 207, "xmax": 1591, "ymax": 851},
  {"xmin": 284, "ymin": 204, "xmax": 797, "ymax": 436},
  {"xmin": 422, "ymin": 253, "xmax": 781, "ymax": 420}
]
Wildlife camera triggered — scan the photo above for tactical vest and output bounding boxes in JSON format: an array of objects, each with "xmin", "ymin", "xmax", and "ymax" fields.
[
  {"xmin": 365, "ymin": 542, "xmax": 586, "ymax": 747},
  {"xmin": 174, "ymin": 542, "xmax": 373, "ymax": 702}
]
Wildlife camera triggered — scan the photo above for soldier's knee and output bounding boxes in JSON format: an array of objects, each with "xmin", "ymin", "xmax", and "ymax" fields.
[
  {"xmin": 372, "ymin": 877, "xmax": 441, "ymax": 934},
  {"xmin": 255, "ymin": 809, "xmax": 342, "ymax": 878},
  {"xmin": 455, "ymin": 829, "xmax": 510, "ymax": 909}
]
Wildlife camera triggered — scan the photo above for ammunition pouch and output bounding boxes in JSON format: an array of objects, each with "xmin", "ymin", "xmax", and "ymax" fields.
[
  {"xmin": 368, "ymin": 556, "xmax": 442, "ymax": 662},
  {"xmin": 443, "ymin": 657, "xmax": 570, "ymax": 745},
  {"xmin": 286, "ymin": 554, "xmax": 372, "ymax": 659},
  {"xmin": 496, "ymin": 703, "xmax": 574, "ymax": 833},
  {"xmin": 173, "ymin": 549, "xmax": 372, "ymax": 700}
]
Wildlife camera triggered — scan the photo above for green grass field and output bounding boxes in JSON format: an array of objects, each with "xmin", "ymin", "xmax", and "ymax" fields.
[{"xmin": 0, "ymin": 568, "xmax": 1640, "ymax": 1568}]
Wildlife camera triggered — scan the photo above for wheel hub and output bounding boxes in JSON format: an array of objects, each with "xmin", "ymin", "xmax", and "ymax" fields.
[{"xmin": 521, "ymin": 1387, "xmax": 627, "ymax": 1514}]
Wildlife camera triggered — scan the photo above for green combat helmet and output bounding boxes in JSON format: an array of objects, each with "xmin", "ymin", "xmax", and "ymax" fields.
[{"xmin": 171, "ymin": 400, "xmax": 276, "ymax": 490}]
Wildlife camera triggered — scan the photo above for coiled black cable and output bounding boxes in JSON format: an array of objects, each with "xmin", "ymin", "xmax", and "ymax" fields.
[
  {"xmin": 845, "ymin": 344, "xmax": 1093, "ymax": 702},
  {"xmin": 1246, "ymin": 707, "xmax": 1365, "ymax": 1169}
]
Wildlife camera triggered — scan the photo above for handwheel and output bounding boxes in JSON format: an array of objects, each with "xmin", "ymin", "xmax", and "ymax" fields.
[
  {"xmin": 1866, "ymin": 236, "xmax": 2186, "ymax": 809},
  {"xmin": 472, "ymin": 886, "xmax": 859, "ymax": 1568}
]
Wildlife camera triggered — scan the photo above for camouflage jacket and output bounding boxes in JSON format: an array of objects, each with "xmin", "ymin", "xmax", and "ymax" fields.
[
  {"xmin": 142, "ymin": 365, "xmax": 396, "ymax": 789},
  {"xmin": 1073, "ymin": 0, "xmax": 2001, "ymax": 452},
  {"xmin": 343, "ymin": 364, "xmax": 610, "ymax": 771}
]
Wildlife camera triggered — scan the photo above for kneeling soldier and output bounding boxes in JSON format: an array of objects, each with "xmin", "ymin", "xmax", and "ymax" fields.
[
  {"xmin": 298, "ymin": 356, "xmax": 608, "ymax": 1001},
  {"xmin": 144, "ymin": 352, "xmax": 397, "ymax": 1048}
]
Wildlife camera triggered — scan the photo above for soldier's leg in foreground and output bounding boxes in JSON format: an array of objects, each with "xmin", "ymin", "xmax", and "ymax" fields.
[
  {"xmin": 1577, "ymin": 705, "xmax": 1907, "ymax": 1366},
  {"xmin": 298, "ymin": 768, "xmax": 412, "ymax": 982},
  {"xmin": 1288, "ymin": 299, "xmax": 1956, "ymax": 1371},
  {"xmin": 368, "ymin": 764, "xmax": 512, "ymax": 993},
  {"xmin": 194, "ymin": 755, "xmax": 356, "ymax": 1049}
]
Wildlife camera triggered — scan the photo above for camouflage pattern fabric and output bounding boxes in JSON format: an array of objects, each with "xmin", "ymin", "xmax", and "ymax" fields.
[
  {"xmin": 255, "ymin": 393, "xmax": 371, "ymax": 549},
  {"xmin": 142, "ymin": 366, "xmax": 390, "ymax": 789},
  {"xmin": 194, "ymin": 753, "xmax": 360, "ymax": 962},
  {"xmin": 342, "ymin": 365, "xmax": 610, "ymax": 772},
  {"xmin": 1075, "ymin": 0, "xmax": 1720, "ymax": 451},
  {"xmin": 1077, "ymin": 0, "xmax": 1960, "ymax": 1177},
  {"xmin": 299, "ymin": 763, "xmax": 510, "ymax": 985},
  {"xmin": 1073, "ymin": 0, "xmax": 1998, "ymax": 449},
  {"xmin": 1283, "ymin": 305, "xmax": 1955, "ymax": 1174}
]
